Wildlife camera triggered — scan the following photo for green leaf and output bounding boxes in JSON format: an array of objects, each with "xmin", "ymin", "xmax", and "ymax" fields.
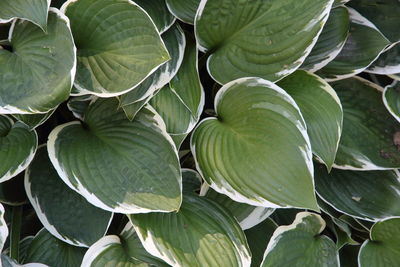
[
  {"xmin": 0, "ymin": 0, "xmax": 50, "ymax": 31},
  {"xmin": 0, "ymin": 204, "xmax": 7, "ymax": 252},
  {"xmin": 244, "ymin": 219, "xmax": 277, "ymax": 267},
  {"xmin": 181, "ymin": 168, "xmax": 202, "ymax": 194},
  {"xmin": 328, "ymin": 218, "xmax": 358, "ymax": 249},
  {"xmin": 206, "ymin": 189, "xmax": 274, "ymax": 230},
  {"xmin": 165, "ymin": 0, "xmax": 200, "ymax": 24},
  {"xmin": 25, "ymin": 146, "xmax": 113, "ymax": 247},
  {"xmin": 261, "ymin": 212, "xmax": 339, "ymax": 267},
  {"xmin": 383, "ymin": 81, "xmax": 400, "ymax": 122},
  {"xmin": 119, "ymin": 23, "xmax": 186, "ymax": 120},
  {"xmin": 0, "ymin": 173, "xmax": 27, "ymax": 206},
  {"xmin": 12, "ymin": 109, "xmax": 55, "ymax": 130},
  {"xmin": 135, "ymin": 0, "xmax": 175, "ymax": 33},
  {"xmin": 301, "ymin": 7, "xmax": 350, "ymax": 72},
  {"xmin": 348, "ymin": 0, "xmax": 400, "ymax": 42},
  {"xmin": 130, "ymin": 194, "xmax": 251, "ymax": 267},
  {"xmin": 1, "ymin": 254, "xmax": 48, "ymax": 267},
  {"xmin": 367, "ymin": 43, "xmax": 400, "ymax": 75},
  {"xmin": 333, "ymin": 0, "xmax": 350, "ymax": 8},
  {"xmin": 47, "ymin": 98, "xmax": 182, "ymax": 213},
  {"xmin": 316, "ymin": 8, "xmax": 390, "ymax": 81},
  {"xmin": 25, "ymin": 229, "xmax": 86, "ymax": 267},
  {"xmin": 315, "ymin": 165, "xmax": 400, "ymax": 221},
  {"xmin": 195, "ymin": 0, "xmax": 333, "ymax": 84},
  {"xmin": 62, "ymin": 0, "xmax": 169, "ymax": 97},
  {"xmin": 191, "ymin": 77, "xmax": 318, "ymax": 210},
  {"xmin": 331, "ymin": 77, "xmax": 400, "ymax": 170},
  {"xmin": 359, "ymin": 218, "xmax": 400, "ymax": 267},
  {"xmin": 0, "ymin": 9, "xmax": 76, "ymax": 114},
  {"xmin": 81, "ymin": 223, "xmax": 168, "ymax": 267},
  {"xmin": 67, "ymin": 95, "xmax": 94, "ymax": 120},
  {"xmin": 278, "ymin": 70, "xmax": 343, "ymax": 170},
  {"xmin": 0, "ymin": 115, "xmax": 37, "ymax": 183}
]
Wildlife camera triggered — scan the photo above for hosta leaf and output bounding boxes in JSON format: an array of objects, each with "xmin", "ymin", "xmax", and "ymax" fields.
[
  {"xmin": 130, "ymin": 194, "xmax": 251, "ymax": 267},
  {"xmin": 245, "ymin": 219, "xmax": 277, "ymax": 267},
  {"xmin": 0, "ymin": 115, "xmax": 37, "ymax": 183},
  {"xmin": 383, "ymin": 81, "xmax": 400, "ymax": 122},
  {"xmin": 0, "ymin": 9, "xmax": 76, "ymax": 114},
  {"xmin": 24, "ymin": 229, "xmax": 86, "ymax": 267},
  {"xmin": 12, "ymin": 109, "xmax": 55, "ymax": 130},
  {"xmin": 331, "ymin": 77, "xmax": 400, "ymax": 170},
  {"xmin": 0, "ymin": 0, "xmax": 50, "ymax": 31},
  {"xmin": 47, "ymin": 98, "xmax": 182, "ymax": 213},
  {"xmin": 0, "ymin": 173, "xmax": 27, "ymax": 206},
  {"xmin": 359, "ymin": 218, "xmax": 400, "ymax": 267},
  {"xmin": 301, "ymin": 7, "xmax": 350, "ymax": 72},
  {"xmin": 1, "ymin": 255, "xmax": 48, "ymax": 267},
  {"xmin": 67, "ymin": 95, "xmax": 94, "ymax": 120},
  {"xmin": 367, "ymin": 43, "xmax": 400, "ymax": 75},
  {"xmin": 315, "ymin": 165, "xmax": 400, "ymax": 221},
  {"xmin": 62, "ymin": 0, "xmax": 169, "ymax": 97},
  {"xmin": 0, "ymin": 204, "xmax": 7, "ymax": 252},
  {"xmin": 317, "ymin": 8, "xmax": 390, "ymax": 81},
  {"xmin": 165, "ymin": 0, "xmax": 200, "ymax": 24},
  {"xmin": 120, "ymin": 23, "xmax": 186, "ymax": 120},
  {"xmin": 206, "ymin": 189, "xmax": 274, "ymax": 230},
  {"xmin": 333, "ymin": 0, "xmax": 350, "ymax": 8},
  {"xmin": 348, "ymin": 0, "xmax": 400, "ymax": 42},
  {"xmin": 195, "ymin": 0, "xmax": 333, "ymax": 84},
  {"xmin": 182, "ymin": 169, "xmax": 202, "ymax": 193},
  {"xmin": 25, "ymin": 146, "xmax": 113, "ymax": 247},
  {"xmin": 135, "ymin": 0, "xmax": 175, "ymax": 34},
  {"xmin": 261, "ymin": 212, "xmax": 339, "ymax": 267},
  {"xmin": 191, "ymin": 77, "xmax": 317, "ymax": 210},
  {"xmin": 278, "ymin": 70, "xmax": 343, "ymax": 170},
  {"xmin": 327, "ymin": 218, "xmax": 358, "ymax": 249}
]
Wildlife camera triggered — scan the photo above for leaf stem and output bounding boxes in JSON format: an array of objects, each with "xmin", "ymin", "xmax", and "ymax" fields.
[{"xmin": 9, "ymin": 206, "xmax": 23, "ymax": 261}]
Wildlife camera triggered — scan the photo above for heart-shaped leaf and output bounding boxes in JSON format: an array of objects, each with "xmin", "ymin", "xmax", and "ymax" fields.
[
  {"xmin": 278, "ymin": 70, "xmax": 343, "ymax": 170},
  {"xmin": 301, "ymin": 7, "xmax": 350, "ymax": 72},
  {"xmin": 366, "ymin": 43, "xmax": 400, "ymax": 75},
  {"xmin": 130, "ymin": 194, "xmax": 251, "ymax": 267},
  {"xmin": 47, "ymin": 98, "xmax": 182, "ymax": 213},
  {"xmin": 0, "ymin": 115, "xmax": 37, "ymax": 183},
  {"xmin": 383, "ymin": 81, "xmax": 400, "ymax": 122},
  {"xmin": 191, "ymin": 77, "xmax": 318, "ymax": 210},
  {"xmin": 62, "ymin": 0, "xmax": 169, "ymax": 97},
  {"xmin": 0, "ymin": 204, "xmax": 7, "ymax": 252},
  {"xmin": 316, "ymin": 8, "xmax": 390, "ymax": 81},
  {"xmin": 0, "ymin": 8, "xmax": 76, "ymax": 114},
  {"xmin": 315, "ymin": 165, "xmax": 400, "ymax": 221},
  {"xmin": 135, "ymin": 0, "xmax": 175, "ymax": 34},
  {"xmin": 358, "ymin": 218, "xmax": 400, "ymax": 267},
  {"xmin": 25, "ymin": 146, "xmax": 113, "ymax": 247},
  {"xmin": 24, "ymin": 229, "xmax": 86, "ymax": 267},
  {"xmin": 0, "ymin": 0, "xmax": 50, "ymax": 31},
  {"xmin": 330, "ymin": 77, "xmax": 400, "ymax": 170},
  {"xmin": 195, "ymin": 0, "xmax": 333, "ymax": 84},
  {"xmin": 165, "ymin": 0, "xmax": 200, "ymax": 24},
  {"xmin": 261, "ymin": 212, "xmax": 339, "ymax": 267}
]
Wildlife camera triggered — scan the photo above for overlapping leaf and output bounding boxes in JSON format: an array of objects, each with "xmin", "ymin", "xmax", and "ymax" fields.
[
  {"xmin": 383, "ymin": 81, "xmax": 400, "ymax": 122},
  {"xmin": 135, "ymin": 0, "xmax": 175, "ymax": 34},
  {"xmin": 367, "ymin": 43, "xmax": 400, "ymax": 75},
  {"xmin": 166, "ymin": 0, "xmax": 200, "ymax": 24}
]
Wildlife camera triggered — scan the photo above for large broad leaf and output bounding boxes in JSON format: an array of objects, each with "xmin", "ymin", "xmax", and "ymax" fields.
[
  {"xmin": 62, "ymin": 0, "xmax": 169, "ymax": 97},
  {"xmin": 301, "ymin": 7, "xmax": 350, "ymax": 72},
  {"xmin": 316, "ymin": 8, "xmax": 390, "ymax": 81},
  {"xmin": 0, "ymin": 8, "xmax": 76, "ymax": 114},
  {"xmin": 195, "ymin": 0, "xmax": 333, "ymax": 84},
  {"xmin": 245, "ymin": 219, "xmax": 277, "ymax": 267},
  {"xmin": 1, "ymin": 255, "xmax": 48, "ymax": 267},
  {"xmin": 130, "ymin": 194, "xmax": 251, "ymax": 267},
  {"xmin": 277, "ymin": 70, "xmax": 343, "ymax": 170},
  {"xmin": 0, "ymin": 173, "xmax": 27, "ymax": 206},
  {"xmin": 135, "ymin": 0, "xmax": 175, "ymax": 34},
  {"xmin": 81, "ymin": 223, "xmax": 168, "ymax": 267},
  {"xmin": 24, "ymin": 229, "xmax": 86, "ymax": 267},
  {"xmin": 0, "ymin": 115, "xmax": 37, "ymax": 183},
  {"xmin": 12, "ymin": 110, "xmax": 55, "ymax": 130},
  {"xmin": 366, "ymin": 43, "xmax": 400, "ymax": 75},
  {"xmin": 206, "ymin": 189, "xmax": 274, "ymax": 231},
  {"xmin": 0, "ymin": 204, "xmax": 7, "ymax": 252},
  {"xmin": 119, "ymin": 23, "xmax": 186, "ymax": 120},
  {"xmin": 330, "ymin": 77, "xmax": 400, "ymax": 170},
  {"xmin": 25, "ymin": 146, "xmax": 113, "ymax": 247},
  {"xmin": 47, "ymin": 98, "xmax": 182, "ymax": 213},
  {"xmin": 359, "ymin": 218, "xmax": 400, "ymax": 267},
  {"xmin": 315, "ymin": 165, "xmax": 400, "ymax": 221},
  {"xmin": 261, "ymin": 212, "xmax": 339, "ymax": 267},
  {"xmin": 165, "ymin": 0, "xmax": 200, "ymax": 24},
  {"xmin": 191, "ymin": 77, "xmax": 318, "ymax": 210},
  {"xmin": 348, "ymin": 0, "xmax": 400, "ymax": 43},
  {"xmin": 383, "ymin": 81, "xmax": 400, "ymax": 122},
  {"xmin": 0, "ymin": 0, "xmax": 50, "ymax": 31}
]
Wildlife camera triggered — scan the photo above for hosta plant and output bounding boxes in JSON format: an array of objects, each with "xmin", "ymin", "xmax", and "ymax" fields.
[{"xmin": 1, "ymin": 0, "xmax": 400, "ymax": 266}]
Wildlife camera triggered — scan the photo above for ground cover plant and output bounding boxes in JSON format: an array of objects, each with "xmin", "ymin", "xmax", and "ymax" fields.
[{"xmin": 1, "ymin": 0, "xmax": 400, "ymax": 266}]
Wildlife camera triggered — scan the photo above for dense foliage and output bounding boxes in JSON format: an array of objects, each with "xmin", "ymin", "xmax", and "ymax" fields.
[{"xmin": 1, "ymin": 0, "xmax": 400, "ymax": 266}]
